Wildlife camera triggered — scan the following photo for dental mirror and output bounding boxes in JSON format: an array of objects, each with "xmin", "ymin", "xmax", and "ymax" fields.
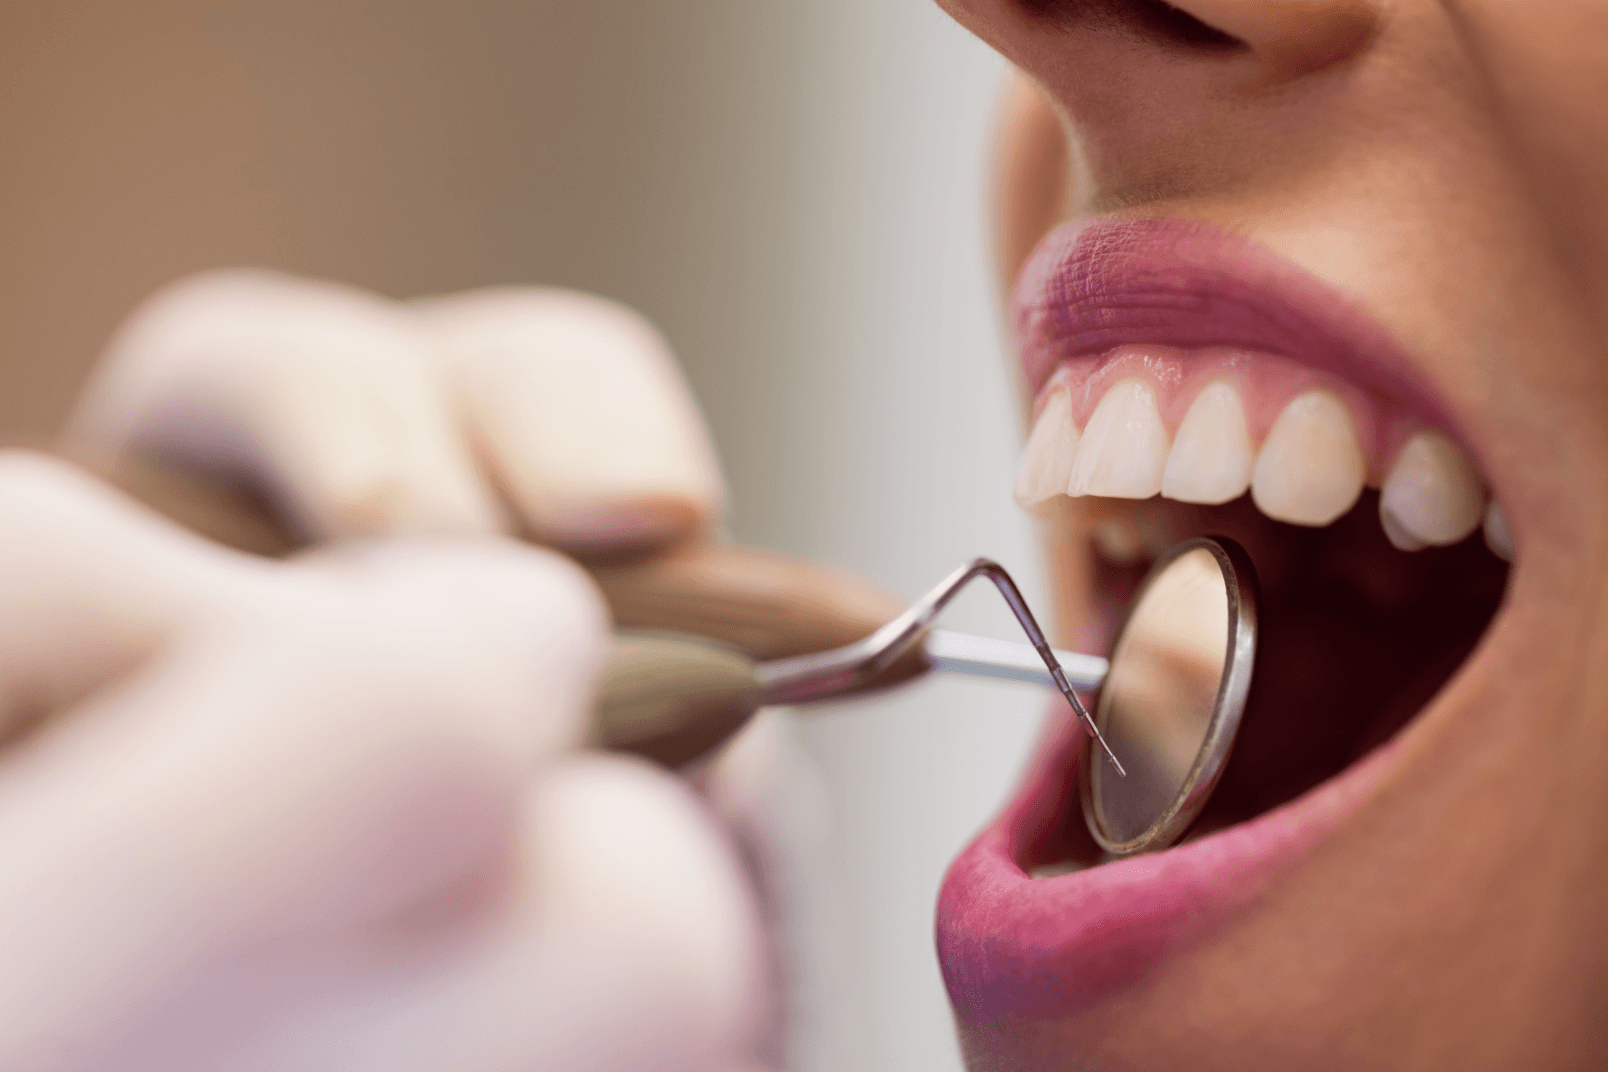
[
  {"xmin": 602, "ymin": 537, "xmax": 1258, "ymax": 815},
  {"xmin": 1081, "ymin": 536, "xmax": 1258, "ymax": 857}
]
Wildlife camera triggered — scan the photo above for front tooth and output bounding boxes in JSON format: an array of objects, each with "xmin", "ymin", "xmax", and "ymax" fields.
[
  {"xmin": 1067, "ymin": 379, "xmax": 1170, "ymax": 499},
  {"xmin": 1013, "ymin": 385, "xmax": 1080, "ymax": 508},
  {"xmin": 1161, "ymin": 380, "xmax": 1253, "ymax": 504},
  {"xmin": 1251, "ymin": 390, "xmax": 1366, "ymax": 526},
  {"xmin": 1484, "ymin": 501, "xmax": 1515, "ymax": 561},
  {"xmin": 1378, "ymin": 431, "xmax": 1486, "ymax": 551}
]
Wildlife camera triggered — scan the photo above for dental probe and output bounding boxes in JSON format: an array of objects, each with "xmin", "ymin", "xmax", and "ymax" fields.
[
  {"xmin": 757, "ymin": 559, "xmax": 1126, "ymax": 775},
  {"xmin": 925, "ymin": 630, "xmax": 1107, "ymax": 690},
  {"xmin": 600, "ymin": 559, "xmax": 1126, "ymax": 772},
  {"xmin": 85, "ymin": 451, "xmax": 1125, "ymax": 770}
]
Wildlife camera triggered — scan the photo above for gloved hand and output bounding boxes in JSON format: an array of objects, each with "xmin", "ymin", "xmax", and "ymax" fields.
[
  {"xmin": 66, "ymin": 270, "xmax": 726, "ymax": 554},
  {"xmin": 4, "ymin": 271, "xmax": 779, "ymax": 1071}
]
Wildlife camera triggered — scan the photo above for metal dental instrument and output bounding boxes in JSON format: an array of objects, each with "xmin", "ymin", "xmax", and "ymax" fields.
[
  {"xmin": 759, "ymin": 559, "xmax": 1125, "ymax": 775},
  {"xmin": 87, "ymin": 450, "xmax": 1124, "ymax": 770},
  {"xmin": 601, "ymin": 537, "xmax": 1261, "ymax": 859},
  {"xmin": 599, "ymin": 557, "xmax": 1131, "ymax": 772},
  {"xmin": 98, "ymin": 452, "xmax": 1260, "ymax": 854},
  {"xmin": 1079, "ymin": 537, "xmax": 1259, "ymax": 857}
]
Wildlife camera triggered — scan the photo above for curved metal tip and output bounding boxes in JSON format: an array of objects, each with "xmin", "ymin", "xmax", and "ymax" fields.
[{"xmin": 756, "ymin": 558, "xmax": 1125, "ymax": 776}]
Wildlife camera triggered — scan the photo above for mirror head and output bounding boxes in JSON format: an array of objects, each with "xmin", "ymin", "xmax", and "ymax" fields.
[{"xmin": 1082, "ymin": 536, "xmax": 1259, "ymax": 856}]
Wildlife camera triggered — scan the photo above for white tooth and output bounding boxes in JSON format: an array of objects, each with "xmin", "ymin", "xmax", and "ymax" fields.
[
  {"xmin": 1251, "ymin": 390, "xmax": 1366, "ymax": 526},
  {"xmin": 1161, "ymin": 380, "xmax": 1253, "ymax": 504},
  {"xmin": 1092, "ymin": 519, "xmax": 1145, "ymax": 565},
  {"xmin": 1013, "ymin": 386, "xmax": 1080, "ymax": 508},
  {"xmin": 1378, "ymin": 431, "xmax": 1486, "ymax": 551},
  {"xmin": 1484, "ymin": 501, "xmax": 1515, "ymax": 561},
  {"xmin": 1379, "ymin": 510, "xmax": 1427, "ymax": 552},
  {"xmin": 1066, "ymin": 379, "xmax": 1170, "ymax": 499}
]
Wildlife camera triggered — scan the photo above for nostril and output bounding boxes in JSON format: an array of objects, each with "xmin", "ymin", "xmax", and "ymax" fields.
[
  {"xmin": 1014, "ymin": 0, "xmax": 1379, "ymax": 81},
  {"xmin": 1128, "ymin": 1, "xmax": 1245, "ymax": 50},
  {"xmin": 1015, "ymin": 0, "xmax": 1246, "ymax": 52}
]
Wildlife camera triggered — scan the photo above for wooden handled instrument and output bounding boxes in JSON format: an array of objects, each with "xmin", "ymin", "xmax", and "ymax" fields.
[{"xmin": 68, "ymin": 448, "xmax": 913, "ymax": 766}]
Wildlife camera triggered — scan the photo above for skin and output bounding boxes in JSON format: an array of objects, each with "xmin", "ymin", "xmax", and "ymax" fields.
[{"xmin": 933, "ymin": 0, "xmax": 1608, "ymax": 1067}]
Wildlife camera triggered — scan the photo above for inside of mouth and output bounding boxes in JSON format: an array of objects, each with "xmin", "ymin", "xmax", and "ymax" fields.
[{"xmin": 1027, "ymin": 489, "xmax": 1510, "ymax": 873}]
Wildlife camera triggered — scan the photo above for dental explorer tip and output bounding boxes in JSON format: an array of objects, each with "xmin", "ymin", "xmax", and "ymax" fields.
[
  {"xmin": 1059, "ymin": 680, "xmax": 1125, "ymax": 778},
  {"xmin": 1096, "ymin": 733, "xmax": 1126, "ymax": 777}
]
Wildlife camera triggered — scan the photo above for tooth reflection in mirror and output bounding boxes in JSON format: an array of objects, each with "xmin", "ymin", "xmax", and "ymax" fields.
[{"xmin": 1083, "ymin": 537, "xmax": 1259, "ymax": 856}]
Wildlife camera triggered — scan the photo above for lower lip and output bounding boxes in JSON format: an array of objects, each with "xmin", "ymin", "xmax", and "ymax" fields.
[{"xmin": 935, "ymin": 704, "xmax": 1400, "ymax": 1020}]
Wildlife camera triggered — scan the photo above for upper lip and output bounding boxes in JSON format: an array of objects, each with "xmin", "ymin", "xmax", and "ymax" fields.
[
  {"xmin": 1011, "ymin": 217, "xmax": 1457, "ymax": 437},
  {"xmin": 937, "ymin": 216, "xmax": 1463, "ymax": 1020}
]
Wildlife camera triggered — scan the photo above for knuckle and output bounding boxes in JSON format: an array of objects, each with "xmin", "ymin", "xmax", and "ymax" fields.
[
  {"xmin": 108, "ymin": 269, "xmax": 310, "ymax": 361},
  {"xmin": 0, "ymin": 450, "xmax": 78, "ymax": 502},
  {"xmin": 427, "ymin": 285, "xmax": 677, "ymax": 368},
  {"xmin": 110, "ymin": 268, "xmax": 409, "ymax": 372},
  {"xmin": 135, "ymin": 266, "xmax": 299, "ymax": 316}
]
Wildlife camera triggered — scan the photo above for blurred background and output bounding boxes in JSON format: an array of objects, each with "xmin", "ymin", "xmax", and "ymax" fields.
[{"xmin": 0, "ymin": 2, "xmax": 1046, "ymax": 1068}]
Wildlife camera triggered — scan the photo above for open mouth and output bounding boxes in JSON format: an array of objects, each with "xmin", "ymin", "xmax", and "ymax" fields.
[
  {"xmin": 1034, "ymin": 489, "xmax": 1508, "ymax": 862},
  {"xmin": 936, "ymin": 217, "xmax": 1512, "ymax": 1021}
]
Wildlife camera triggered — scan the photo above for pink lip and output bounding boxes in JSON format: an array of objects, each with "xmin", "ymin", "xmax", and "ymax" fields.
[
  {"xmin": 936, "ymin": 217, "xmax": 1437, "ymax": 1021},
  {"xmin": 937, "ymin": 706, "xmax": 1396, "ymax": 1020},
  {"xmin": 1011, "ymin": 216, "xmax": 1456, "ymax": 435}
]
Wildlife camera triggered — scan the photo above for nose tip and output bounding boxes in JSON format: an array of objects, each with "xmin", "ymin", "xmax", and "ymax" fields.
[{"xmin": 1178, "ymin": 0, "xmax": 1379, "ymax": 82}]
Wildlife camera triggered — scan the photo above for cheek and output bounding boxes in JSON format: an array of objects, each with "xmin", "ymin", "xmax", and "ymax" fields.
[{"xmin": 994, "ymin": 71, "xmax": 1074, "ymax": 296}]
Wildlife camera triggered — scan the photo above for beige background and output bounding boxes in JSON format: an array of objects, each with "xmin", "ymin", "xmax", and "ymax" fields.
[{"xmin": 0, "ymin": 3, "xmax": 1045, "ymax": 1068}]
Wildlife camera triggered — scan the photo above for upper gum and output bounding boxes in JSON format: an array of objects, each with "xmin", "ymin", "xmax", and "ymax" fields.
[{"xmin": 1036, "ymin": 346, "xmax": 1444, "ymax": 485}]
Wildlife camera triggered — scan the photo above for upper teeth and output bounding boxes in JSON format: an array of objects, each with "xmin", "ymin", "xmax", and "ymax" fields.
[
  {"xmin": 1250, "ymin": 389, "xmax": 1366, "ymax": 527},
  {"xmin": 1161, "ymin": 380, "xmax": 1254, "ymax": 505},
  {"xmin": 1016, "ymin": 370, "xmax": 1512, "ymax": 560},
  {"xmin": 1482, "ymin": 501, "xmax": 1515, "ymax": 561},
  {"xmin": 1067, "ymin": 379, "xmax": 1169, "ymax": 499},
  {"xmin": 1013, "ymin": 381, "xmax": 1079, "ymax": 505},
  {"xmin": 1377, "ymin": 430, "xmax": 1485, "ymax": 551}
]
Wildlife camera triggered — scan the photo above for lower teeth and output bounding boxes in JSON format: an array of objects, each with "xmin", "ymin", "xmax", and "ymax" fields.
[{"xmin": 1483, "ymin": 502, "xmax": 1515, "ymax": 561}]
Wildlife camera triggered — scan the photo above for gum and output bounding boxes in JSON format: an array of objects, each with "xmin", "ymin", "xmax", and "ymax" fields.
[{"xmin": 1032, "ymin": 345, "xmax": 1443, "ymax": 486}]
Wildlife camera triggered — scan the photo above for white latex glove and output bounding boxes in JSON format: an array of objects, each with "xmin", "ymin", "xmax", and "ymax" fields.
[
  {"xmin": 16, "ymin": 271, "xmax": 780, "ymax": 1071},
  {"xmin": 67, "ymin": 270, "xmax": 725, "ymax": 553}
]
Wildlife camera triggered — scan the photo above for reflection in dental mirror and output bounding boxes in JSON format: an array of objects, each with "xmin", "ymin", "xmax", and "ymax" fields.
[{"xmin": 1084, "ymin": 538, "xmax": 1258, "ymax": 857}]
